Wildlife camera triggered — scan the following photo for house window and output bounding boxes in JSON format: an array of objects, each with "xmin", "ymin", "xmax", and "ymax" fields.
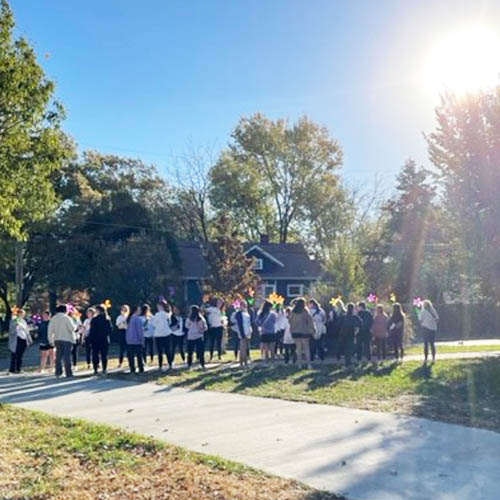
[
  {"xmin": 287, "ymin": 284, "xmax": 304, "ymax": 298},
  {"xmin": 262, "ymin": 283, "xmax": 276, "ymax": 298},
  {"xmin": 253, "ymin": 258, "xmax": 263, "ymax": 271}
]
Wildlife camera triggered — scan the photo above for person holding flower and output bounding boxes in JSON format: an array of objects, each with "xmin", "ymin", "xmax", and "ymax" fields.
[{"xmin": 419, "ymin": 300, "xmax": 439, "ymax": 363}]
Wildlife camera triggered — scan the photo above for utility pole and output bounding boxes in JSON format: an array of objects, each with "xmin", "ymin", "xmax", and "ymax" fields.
[{"xmin": 15, "ymin": 241, "xmax": 24, "ymax": 307}]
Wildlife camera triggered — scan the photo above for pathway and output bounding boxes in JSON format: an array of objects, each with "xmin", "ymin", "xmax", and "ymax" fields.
[{"xmin": 1, "ymin": 373, "xmax": 498, "ymax": 500}]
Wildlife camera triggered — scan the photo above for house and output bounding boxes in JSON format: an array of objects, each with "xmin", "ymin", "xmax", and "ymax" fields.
[{"xmin": 177, "ymin": 236, "xmax": 322, "ymax": 305}]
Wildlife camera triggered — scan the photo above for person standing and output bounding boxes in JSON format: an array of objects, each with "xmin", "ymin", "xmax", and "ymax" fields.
[
  {"xmin": 170, "ymin": 305, "xmax": 186, "ymax": 364},
  {"xmin": 255, "ymin": 300, "xmax": 277, "ymax": 363},
  {"xmin": 205, "ymin": 297, "xmax": 224, "ymax": 361},
  {"xmin": 356, "ymin": 302, "xmax": 374, "ymax": 362},
  {"xmin": 233, "ymin": 301, "xmax": 252, "ymax": 367},
  {"xmin": 419, "ymin": 300, "xmax": 439, "ymax": 363},
  {"xmin": 274, "ymin": 306, "xmax": 287, "ymax": 357},
  {"xmin": 152, "ymin": 300, "xmax": 172, "ymax": 371},
  {"xmin": 126, "ymin": 306, "xmax": 144, "ymax": 373},
  {"xmin": 9, "ymin": 309, "xmax": 32, "ymax": 373},
  {"xmin": 185, "ymin": 305, "xmax": 207, "ymax": 369},
  {"xmin": 309, "ymin": 299, "xmax": 326, "ymax": 362},
  {"xmin": 115, "ymin": 305, "xmax": 130, "ymax": 368},
  {"xmin": 289, "ymin": 298, "xmax": 315, "ymax": 369},
  {"xmin": 140, "ymin": 304, "xmax": 155, "ymax": 364},
  {"xmin": 38, "ymin": 311, "xmax": 54, "ymax": 373},
  {"xmin": 82, "ymin": 308, "xmax": 95, "ymax": 370},
  {"xmin": 388, "ymin": 303, "xmax": 405, "ymax": 361},
  {"xmin": 372, "ymin": 304, "xmax": 389, "ymax": 362},
  {"xmin": 68, "ymin": 307, "xmax": 82, "ymax": 368},
  {"xmin": 88, "ymin": 304, "xmax": 112, "ymax": 375},
  {"xmin": 339, "ymin": 303, "xmax": 362, "ymax": 367},
  {"xmin": 282, "ymin": 307, "xmax": 296, "ymax": 364},
  {"xmin": 49, "ymin": 305, "xmax": 78, "ymax": 378}
]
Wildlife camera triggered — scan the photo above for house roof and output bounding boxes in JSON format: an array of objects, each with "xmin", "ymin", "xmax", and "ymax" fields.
[{"xmin": 176, "ymin": 240, "xmax": 322, "ymax": 280}]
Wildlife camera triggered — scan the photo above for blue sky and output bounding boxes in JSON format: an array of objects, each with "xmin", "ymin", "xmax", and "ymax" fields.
[{"xmin": 10, "ymin": 0, "xmax": 500, "ymax": 183}]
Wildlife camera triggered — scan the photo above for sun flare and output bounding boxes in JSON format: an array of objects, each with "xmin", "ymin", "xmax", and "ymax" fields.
[{"xmin": 423, "ymin": 25, "xmax": 500, "ymax": 96}]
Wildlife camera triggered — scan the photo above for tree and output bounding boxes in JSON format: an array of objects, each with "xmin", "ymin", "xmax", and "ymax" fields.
[
  {"xmin": 203, "ymin": 213, "xmax": 260, "ymax": 302},
  {"xmin": 426, "ymin": 89, "xmax": 500, "ymax": 301},
  {"xmin": 382, "ymin": 159, "xmax": 438, "ymax": 302},
  {"xmin": 210, "ymin": 114, "xmax": 344, "ymax": 243},
  {"xmin": 0, "ymin": 0, "xmax": 73, "ymax": 239}
]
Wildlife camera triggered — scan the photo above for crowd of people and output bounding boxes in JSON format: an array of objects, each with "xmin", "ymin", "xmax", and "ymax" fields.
[{"xmin": 6, "ymin": 296, "xmax": 440, "ymax": 377}]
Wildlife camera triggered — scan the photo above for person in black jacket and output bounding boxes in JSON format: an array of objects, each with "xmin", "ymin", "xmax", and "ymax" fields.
[
  {"xmin": 339, "ymin": 303, "xmax": 362, "ymax": 367},
  {"xmin": 88, "ymin": 304, "xmax": 112, "ymax": 375},
  {"xmin": 357, "ymin": 302, "xmax": 374, "ymax": 362}
]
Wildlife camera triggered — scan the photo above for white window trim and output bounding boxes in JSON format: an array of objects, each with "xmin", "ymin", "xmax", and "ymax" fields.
[
  {"xmin": 287, "ymin": 284, "xmax": 304, "ymax": 298},
  {"xmin": 253, "ymin": 258, "xmax": 263, "ymax": 270}
]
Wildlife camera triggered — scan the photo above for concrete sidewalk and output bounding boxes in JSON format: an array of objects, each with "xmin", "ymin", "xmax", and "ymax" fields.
[{"xmin": 1, "ymin": 373, "xmax": 498, "ymax": 500}]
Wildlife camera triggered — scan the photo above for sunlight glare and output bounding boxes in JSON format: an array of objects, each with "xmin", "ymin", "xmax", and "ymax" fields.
[{"xmin": 422, "ymin": 25, "xmax": 500, "ymax": 96}]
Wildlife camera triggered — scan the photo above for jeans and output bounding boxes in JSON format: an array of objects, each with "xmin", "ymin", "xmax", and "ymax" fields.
[
  {"xmin": 422, "ymin": 327, "xmax": 436, "ymax": 360},
  {"xmin": 171, "ymin": 335, "xmax": 185, "ymax": 361},
  {"xmin": 356, "ymin": 331, "xmax": 372, "ymax": 361},
  {"xmin": 155, "ymin": 336, "xmax": 172, "ymax": 368},
  {"xmin": 92, "ymin": 342, "xmax": 108, "ymax": 373},
  {"xmin": 55, "ymin": 340, "xmax": 73, "ymax": 377},
  {"xmin": 207, "ymin": 326, "xmax": 223, "ymax": 360},
  {"xmin": 340, "ymin": 334, "xmax": 355, "ymax": 366},
  {"xmin": 117, "ymin": 331, "xmax": 127, "ymax": 365},
  {"xmin": 9, "ymin": 337, "xmax": 27, "ymax": 373},
  {"xmin": 71, "ymin": 342, "xmax": 79, "ymax": 366},
  {"xmin": 374, "ymin": 338, "xmax": 386, "ymax": 360},
  {"xmin": 127, "ymin": 344, "xmax": 144, "ymax": 373},
  {"xmin": 84, "ymin": 337, "xmax": 92, "ymax": 365},
  {"xmin": 284, "ymin": 343, "xmax": 297, "ymax": 364},
  {"xmin": 310, "ymin": 336, "xmax": 325, "ymax": 361},
  {"xmin": 143, "ymin": 337, "xmax": 154, "ymax": 363},
  {"xmin": 187, "ymin": 338, "xmax": 205, "ymax": 368},
  {"xmin": 292, "ymin": 335, "xmax": 311, "ymax": 366},
  {"xmin": 274, "ymin": 329, "xmax": 284, "ymax": 355}
]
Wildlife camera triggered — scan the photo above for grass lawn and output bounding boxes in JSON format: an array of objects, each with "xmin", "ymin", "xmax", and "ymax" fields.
[
  {"xmin": 404, "ymin": 344, "xmax": 500, "ymax": 355},
  {"xmin": 0, "ymin": 404, "xmax": 343, "ymax": 500},
  {"xmin": 120, "ymin": 357, "xmax": 500, "ymax": 433}
]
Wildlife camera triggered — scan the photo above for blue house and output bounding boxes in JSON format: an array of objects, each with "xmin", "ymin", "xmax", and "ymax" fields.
[{"xmin": 177, "ymin": 236, "xmax": 322, "ymax": 305}]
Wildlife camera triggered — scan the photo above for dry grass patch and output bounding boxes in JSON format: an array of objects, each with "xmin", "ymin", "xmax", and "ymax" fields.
[{"xmin": 0, "ymin": 405, "xmax": 343, "ymax": 500}]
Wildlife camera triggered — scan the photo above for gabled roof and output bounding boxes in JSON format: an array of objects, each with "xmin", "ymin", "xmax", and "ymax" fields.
[
  {"xmin": 244, "ymin": 244, "xmax": 284, "ymax": 267},
  {"xmin": 176, "ymin": 240, "xmax": 322, "ymax": 280}
]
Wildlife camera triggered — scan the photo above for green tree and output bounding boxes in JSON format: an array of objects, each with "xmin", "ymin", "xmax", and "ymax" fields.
[
  {"xmin": 426, "ymin": 89, "xmax": 500, "ymax": 301},
  {"xmin": 0, "ymin": 0, "xmax": 73, "ymax": 239},
  {"xmin": 203, "ymin": 213, "xmax": 260, "ymax": 302},
  {"xmin": 382, "ymin": 159, "xmax": 438, "ymax": 302},
  {"xmin": 210, "ymin": 114, "xmax": 344, "ymax": 243}
]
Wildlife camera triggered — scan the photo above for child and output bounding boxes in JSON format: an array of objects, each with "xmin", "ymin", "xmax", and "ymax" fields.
[
  {"xmin": 282, "ymin": 307, "xmax": 296, "ymax": 364},
  {"xmin": 185, "ymin": 306, "xmax": 207, "ymax": 369},
  {"xmin": 372, "ymin": 305, "xmax": 388, "ymax": 362},
  {"xmin": 82, "ymin": 308, "xmax": 95, "ymax": 370},
  {"xmin": 115, "ymin": 305, "xmax": 130, "ymax": 368},
  {"xmin": 38, "ymin": 311, "xmax": 54, "ymax": 373}
]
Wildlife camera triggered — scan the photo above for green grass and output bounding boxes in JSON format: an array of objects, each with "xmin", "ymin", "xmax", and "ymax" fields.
[
  {"xmin": 126, "ymin": 357, "xmax": 500, "ymax": 433},
  {"xmin": 405, "ymin": 344, "xmax": 500, "ymax": 355},
  {"xmin": 0, "ymin": 404, "xmax": 343, "ymax": 500}
]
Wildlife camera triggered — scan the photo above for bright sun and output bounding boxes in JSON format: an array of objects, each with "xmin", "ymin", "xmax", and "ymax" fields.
[{"xmin": 423, "ymin": 25, "xmax": 500, "ymax": 96}]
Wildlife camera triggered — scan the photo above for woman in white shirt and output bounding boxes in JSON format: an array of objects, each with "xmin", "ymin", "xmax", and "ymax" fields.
[
  {"xmin": 152, "ymin": 300, "xmax": 172, "ymax": 371},
  {"xmin": 115, "ymin": 305, "xmax": 129, "ymax": 368},
  {"xmin": 185, "ymin": 305, "xmax": 208, "ymax": 369},
  {"xmin": 204, "ymin": 298, "xmax": 224, "ymax": 361},
  {"xmin": 419, "ymin": 300, "xmax": 439, "ymax": 363}
]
